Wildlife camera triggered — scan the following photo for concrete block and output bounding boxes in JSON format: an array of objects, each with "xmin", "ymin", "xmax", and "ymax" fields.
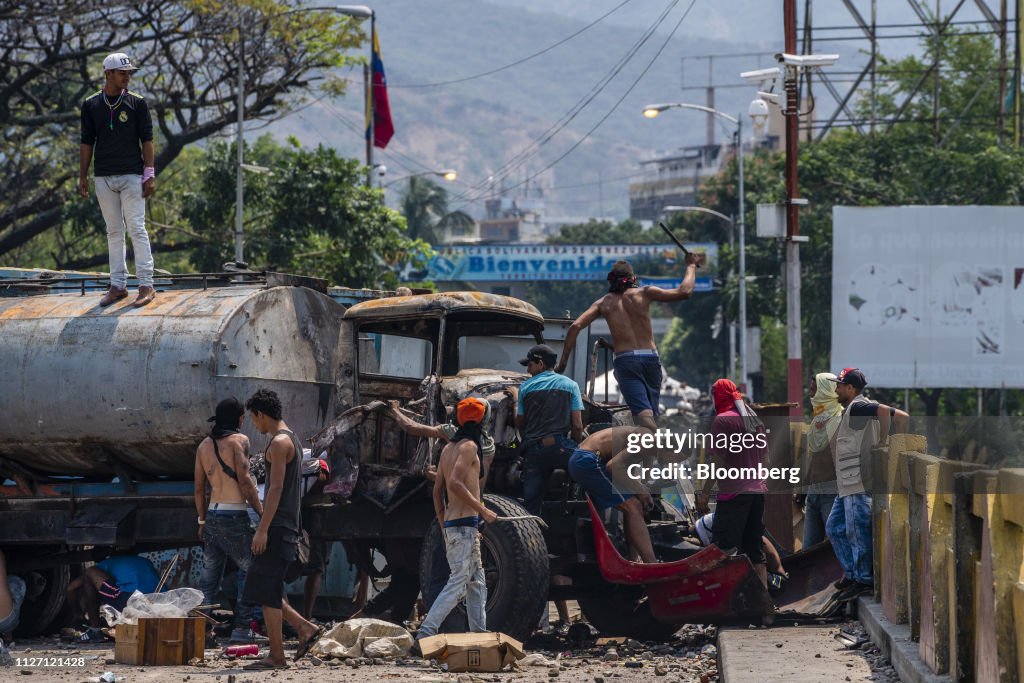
[{"xmin": 858, "ymin": 597, "xmax": 951, "ymax": 683}]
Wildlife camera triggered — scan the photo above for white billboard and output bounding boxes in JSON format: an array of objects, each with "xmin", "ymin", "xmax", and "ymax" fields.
[{"xmin": 831, "ymin": 206, "xmax": 1024, "ymax": 388}]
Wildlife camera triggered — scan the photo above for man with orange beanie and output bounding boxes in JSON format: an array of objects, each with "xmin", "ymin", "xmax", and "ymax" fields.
[{"xmin": 417, "ymin": 398, "xmax": 498, "ymax": 641}]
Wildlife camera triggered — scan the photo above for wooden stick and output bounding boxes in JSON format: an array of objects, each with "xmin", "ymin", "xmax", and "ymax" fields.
[{"xmin": 155, "ymin": 552, "xmax": 179, "ymax": 593}]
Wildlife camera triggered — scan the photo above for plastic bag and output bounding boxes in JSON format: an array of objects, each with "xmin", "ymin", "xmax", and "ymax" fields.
[{"xmin": 103, "ymin": 587, "xmax": 204, "ymax": 625}]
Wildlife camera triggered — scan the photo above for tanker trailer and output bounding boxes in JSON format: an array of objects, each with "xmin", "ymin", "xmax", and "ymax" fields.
[{"xmin": 0, "ymin": 282, "xmax": 350, "ymax": 635}]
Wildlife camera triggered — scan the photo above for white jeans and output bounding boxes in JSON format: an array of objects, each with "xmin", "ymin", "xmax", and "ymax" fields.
[{"xmin": 94, "ymin": 174, "xmax": 154, "ymax": 288}]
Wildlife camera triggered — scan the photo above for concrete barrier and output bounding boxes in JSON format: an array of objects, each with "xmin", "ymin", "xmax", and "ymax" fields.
[{"xmin": 862, "ymin": 433, "xmax": 1024, "ymax": 682}]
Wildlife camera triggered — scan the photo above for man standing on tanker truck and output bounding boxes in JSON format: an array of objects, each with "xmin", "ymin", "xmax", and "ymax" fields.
[
  {"xmin": 555, "ymin": 255, "xmax": 700, "ymax": 431},
  {"xmin": 78, "ymin": 52, "xmax": 157, "ymax": 308}
]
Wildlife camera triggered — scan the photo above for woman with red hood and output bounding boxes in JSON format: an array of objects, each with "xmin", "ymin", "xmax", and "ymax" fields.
[{"xmin": 706, "ymin": 378, "xmax": 769, "ymax": 588}]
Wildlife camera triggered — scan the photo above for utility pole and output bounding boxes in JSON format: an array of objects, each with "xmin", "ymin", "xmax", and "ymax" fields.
[
  {"xmin": 998, "ymin": 0, "xmax": 1008, "ymax": 141},
  {"xmin": 235, "ymin": 14, "xmax": 245, "ymax": 264},
  {"xmin": 871, "ymin": 0, "xmax": 877, "ymax": 133},
  {"xmin": 783, "ymin": 0, "xmax": 803, "ymax": 418},
  {"xmin": 706, "ymin": 57, "xmax": 715, "ymax": 146}
]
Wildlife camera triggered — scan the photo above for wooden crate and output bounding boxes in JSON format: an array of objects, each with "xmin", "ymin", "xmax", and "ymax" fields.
[{"xmin": 114, "ymin": 617, "xmax": 205, "ymax": 665}]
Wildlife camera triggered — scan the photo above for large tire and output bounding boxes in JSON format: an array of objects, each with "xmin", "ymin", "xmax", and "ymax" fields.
[
  {"xmin": 419, "ymin": 494, "xmax": 549, "ymax": 642},
  {"xmin": 578, "ymin": 592, "xmax": 681, "ymax": 642},
  {"xmin": 14, "ymin": 562, "xmax": 70, "ymax": 637}
]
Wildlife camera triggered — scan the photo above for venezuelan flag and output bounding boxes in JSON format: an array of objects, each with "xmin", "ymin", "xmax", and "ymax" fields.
[{"xmin": 367, "ymin": 28, "xmax": 394, "ymax": 148}]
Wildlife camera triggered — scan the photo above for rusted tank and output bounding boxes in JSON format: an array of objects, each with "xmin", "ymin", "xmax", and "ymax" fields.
[{"xmin": 0, "ymin": 285, "xmax": 347, "ymax": 478}]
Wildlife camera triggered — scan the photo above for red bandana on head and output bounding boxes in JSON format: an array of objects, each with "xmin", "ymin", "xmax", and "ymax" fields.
[{"xmin": 712, "ymin": 379, "xmax": 742, "ymax": 414}]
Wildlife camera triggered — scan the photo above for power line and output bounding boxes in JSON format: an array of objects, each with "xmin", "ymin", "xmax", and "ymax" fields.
[
  {"xmin": 458, "ymin": 0, "xmax": 701, "ymax": 206},
  {"xmin": 387, "ymin": 0, "xmax": 635, "ymax": 88},
  {"xmin": 449, "ymin": 0, "xmax": 685, "ymax": 205}
]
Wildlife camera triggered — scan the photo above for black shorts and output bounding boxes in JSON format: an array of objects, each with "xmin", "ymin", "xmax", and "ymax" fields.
[
  {"xmin": 241, "ymin": 526, "xmax": 297, "ymax": 608},
  {"xmin": 98, "ymin": 581, "xmax": 131, "ymax": 611},
  {"xmin": 711, "ymin": 493, "xmax": 766, "ymax": 565}
]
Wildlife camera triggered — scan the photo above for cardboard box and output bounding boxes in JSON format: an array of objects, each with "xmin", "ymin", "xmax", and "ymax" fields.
[
  {"xmin": 114, "ymin": 617, "xmax": 205, "ymax": 665},
  {"xmin": 418, "ymin": 632, "xmax": 524, "ymax": 672}
]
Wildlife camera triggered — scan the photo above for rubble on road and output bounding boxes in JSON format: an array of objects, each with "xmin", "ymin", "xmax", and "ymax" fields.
[{"xmin": 311, "ymin": 618, "xmax": 414, "ymax": 659}]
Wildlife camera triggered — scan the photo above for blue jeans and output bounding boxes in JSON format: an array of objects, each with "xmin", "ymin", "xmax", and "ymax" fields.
[
  {"xmin": 825, "ymin": 494, "xmax": 873, "ymax": 584},
  {"xmin": 198, "ymin": 510, "xmax": 258, "ymax": 628},
  {"xmin": 522, "ymin": 435, "xmax": 577, "ymax": 516},
  {"xmin": 803, "ymin": 492, "xmax": 837, "ymax": 547},
  {"xmin": 612, "ymin": 353, "xmax": 662, "ymax": 417},
  {"xmin": 418, "ymin": 526, "xmax": 487, "ymax": 639},
  {"xmin": 0, "ymin": 575, "xmax": 26, "ymax": 634}
]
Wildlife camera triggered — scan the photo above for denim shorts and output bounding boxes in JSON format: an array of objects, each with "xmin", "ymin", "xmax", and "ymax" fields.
[
  {"xmin": 613, "ymin": 354, "xmax": 663, "ymax": 416},
  {"xmin": 568, "ymin": 449, "xmax": 633, "ymax": 511},
  {"xmin": 0, "ymin": 575, "xmax": 26, "ymax": 633}
]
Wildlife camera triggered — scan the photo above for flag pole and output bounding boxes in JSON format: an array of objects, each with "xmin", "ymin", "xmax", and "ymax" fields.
[{"xmin": 366, "ymin": 12, "xmax": 375, "ymax": 187}]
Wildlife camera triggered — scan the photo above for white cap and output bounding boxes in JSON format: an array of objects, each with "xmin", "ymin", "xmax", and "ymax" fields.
[{"xmin": 103, "ymin": 53, "xmax": 139, "ymax": 72}]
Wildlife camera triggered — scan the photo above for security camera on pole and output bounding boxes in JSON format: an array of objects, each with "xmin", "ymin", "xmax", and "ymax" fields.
[{"xmin": 741, "ymin": 1, "xmax": 837, "ymax": 418}]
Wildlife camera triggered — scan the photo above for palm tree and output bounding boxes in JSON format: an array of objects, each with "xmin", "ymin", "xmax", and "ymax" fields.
[{"xmin": 400, "ymin": 176, "xmax": 474, "ymax": 244}]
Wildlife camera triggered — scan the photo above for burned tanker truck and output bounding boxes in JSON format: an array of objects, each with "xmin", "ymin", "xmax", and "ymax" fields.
[{"xmin": 0, "ymin": 273, "xmax": 828, "ymax": 642}]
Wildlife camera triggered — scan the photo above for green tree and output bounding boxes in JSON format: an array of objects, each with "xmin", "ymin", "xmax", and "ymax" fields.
[
  {"xmin": 400, "ymin": 176, "xmax": 474, "ymax": 244},
  {"xmin": 184, "ymin": 136, "xmax": 429, "ymax": 289},
  {"xmin": 0, "ymin": 0, "xmax": 363, "ymax": 266}
]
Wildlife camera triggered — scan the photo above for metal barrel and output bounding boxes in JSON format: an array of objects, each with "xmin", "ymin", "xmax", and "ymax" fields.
[{"xmin": 0, "ymin": 285, "xmax": 347, "ymax": 478}]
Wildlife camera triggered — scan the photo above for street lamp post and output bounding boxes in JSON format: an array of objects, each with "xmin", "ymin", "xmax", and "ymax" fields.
[
  {"xmin": 381, "ymin": 168, "xmax": 458, "ymax": 189},
  {"xmin": 234, "ymin": 5, "xmax": 373, "ymax": 265},
  {"xmin": 645, "ymin": 103, "xmax": 749, "ymax": 395}
]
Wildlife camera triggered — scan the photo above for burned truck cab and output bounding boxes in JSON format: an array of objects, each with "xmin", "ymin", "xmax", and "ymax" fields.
[{"xmin": 337, "ymin": 291, "xmax": 546, "ymax": 500}]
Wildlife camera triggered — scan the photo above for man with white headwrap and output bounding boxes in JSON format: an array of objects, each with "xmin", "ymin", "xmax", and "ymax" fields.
[{"xmin": 802, "ymin": 373, "xmax": 842, "ymax": 546}]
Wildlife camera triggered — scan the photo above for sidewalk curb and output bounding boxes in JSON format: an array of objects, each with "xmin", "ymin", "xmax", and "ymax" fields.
[{"xmin": 857, "ymin": 597, "xmax": 951, "ymax": 683}]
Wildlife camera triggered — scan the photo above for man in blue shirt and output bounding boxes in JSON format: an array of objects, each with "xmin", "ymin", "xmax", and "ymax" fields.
[
  {"xmin": 66, "ymin": 554, "xmax": 160, "ymax": 642},
  {"xmin": 510, "ymin": 344, "xmax": 584, "ymax": 516}
]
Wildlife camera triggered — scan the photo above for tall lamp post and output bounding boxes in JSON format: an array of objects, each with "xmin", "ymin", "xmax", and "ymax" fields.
[
  {"xmin": 742, "ymin": 46, "xmax": 837, "ymax": 417},
  {"xmin": 234, "ymin": 4, "xmax": 374, "ymax": 265},
  {"xmin": 380, "ymin": 168, "xmax": 458, "ymax": 190},
  {"xmin": 643, "ymin": 103, "xmax": 748, "ymax": 395}
]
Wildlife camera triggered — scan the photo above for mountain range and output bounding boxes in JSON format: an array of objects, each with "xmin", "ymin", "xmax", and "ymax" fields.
[{"xmin": 271, "ymin": 0, "xmax": 988, "ymax": 220}]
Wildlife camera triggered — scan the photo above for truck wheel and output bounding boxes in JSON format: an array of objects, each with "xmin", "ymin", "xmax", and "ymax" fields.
[
  {"xmin": 14, "ymin": 563, "xmax": 70, "ymax": 637},
  {"xmin": 578, "ymin": 592, "xmax": 681, "ymax": 642},
  {"xmin": 419, "ymin": 494, "xmax": 549, "ymax": 642}
]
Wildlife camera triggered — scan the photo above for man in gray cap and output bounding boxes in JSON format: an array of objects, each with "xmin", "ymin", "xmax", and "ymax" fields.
[
  {"xmin": 826, "ymin": 368, "xmax": 909, "ymax": 598},
  {"xmin": 79, "ymin": 52, "xmax": 157, "ymax": 308},
  {"xmin": 509, "ymin": 344, "xmax": 584, "ymax": 516}
]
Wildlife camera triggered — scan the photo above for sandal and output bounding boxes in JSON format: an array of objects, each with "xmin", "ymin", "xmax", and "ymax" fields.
[
  {"xmin": 243, "ymin": 658, "xmax": 289, "ymax": 671},
  {"xmin": 293, "ymin": 625, "xmax": 325, "ymax": 662}
]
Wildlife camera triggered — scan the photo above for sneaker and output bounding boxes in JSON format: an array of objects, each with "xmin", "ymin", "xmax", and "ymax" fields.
[
  {"xmin": 833, "ymin": 576, "xmax": 857, "ymax": 590},
  {"xmin": 249, "ymin": 620, "xmax": 268, "ymax": 638},
  {"xmin": 229, "ymin": 628, "xmax": 270, "ymax": 644},
  {"xmin": 837, "ymin": 581, "xmax": 873, "ymax": 601},
  {"xmin": 79, "ymin": 627, "xmax": 106, "ymax": 644},
  {"xmin": 0, "ymin": 638, "xmax": 13, "ymax": 667}
]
